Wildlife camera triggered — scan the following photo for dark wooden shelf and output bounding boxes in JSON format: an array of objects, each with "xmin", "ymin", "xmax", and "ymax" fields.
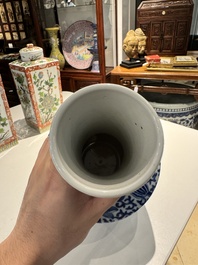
[{"xmin": 0, "ymin": 56, "xmax": 20, "ymax": 107}]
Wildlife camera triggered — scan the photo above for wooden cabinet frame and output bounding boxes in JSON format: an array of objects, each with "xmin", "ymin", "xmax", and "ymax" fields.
[{"xmin": 32, "ymin": 0, "xmax": 117, "ymax": 92}]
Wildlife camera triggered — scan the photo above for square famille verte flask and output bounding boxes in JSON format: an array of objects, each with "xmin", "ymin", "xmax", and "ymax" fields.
[{"xmin": 9, "ymin": 43, "xmax": 63, "ymax": 133}]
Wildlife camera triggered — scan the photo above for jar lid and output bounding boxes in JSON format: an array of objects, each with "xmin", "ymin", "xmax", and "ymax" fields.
[{"xmin": 19, "ymin": 43, "xmax": 44, "ymax": 62}]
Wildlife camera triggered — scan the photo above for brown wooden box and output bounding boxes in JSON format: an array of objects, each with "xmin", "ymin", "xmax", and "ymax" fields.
[{"xmin": 137, "ymin": 0, "xmax": 194, "ymax": 56}]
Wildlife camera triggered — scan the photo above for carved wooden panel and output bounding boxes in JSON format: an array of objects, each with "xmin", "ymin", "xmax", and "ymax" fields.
[
  {"xmin": 176, "ymin": 20, "xmax": 189, "ymax": 36},
  {"xmin": 162, "ymin": 37, "xmax": 173, "ymax": 52},
  {"xmin": 150, "ymin": 37, "xmax": 161, "ymax": 53},
  {"xmin": 0, "ymin": 0, "xmax": 31, "ymax": 43},
  {"xmin": 164, "ymin": 21, "xmax": 175, "ymax": 36},
  {"xmin": 151, "ymin": 22, "xmax": 162, "ymax": 36}
]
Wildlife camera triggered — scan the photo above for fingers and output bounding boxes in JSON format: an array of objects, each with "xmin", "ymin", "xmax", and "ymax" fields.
[
  {"xmin": 32, "ymin": 137, "xmax": 118, "ymax": 223},
  {"xmin": 37, "ymin": 137, "xmax": 50, "ymax": 161}
]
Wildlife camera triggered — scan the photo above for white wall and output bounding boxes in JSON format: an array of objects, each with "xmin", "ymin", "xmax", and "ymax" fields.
[
  {"xmin": 191, "ymin": 0, "xmax": 198, "ymax": 35},
  {"xmin": 117, "ymin": 0, "xmax": 136, "ymax": 64}
]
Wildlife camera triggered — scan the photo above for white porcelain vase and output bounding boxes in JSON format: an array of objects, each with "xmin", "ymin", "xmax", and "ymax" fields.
[{"xmin": 49, "ymin": 83, "xmax": 164, "ymax": 222}]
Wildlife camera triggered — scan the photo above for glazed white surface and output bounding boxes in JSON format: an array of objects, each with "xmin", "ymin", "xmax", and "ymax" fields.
[
  {"xmin": 0, "ymin": 92, "xmax": 198, "ymax": 265},
  {"xmin": 50, "ymin": 84, "xmax": 164, "ymax": 197}
]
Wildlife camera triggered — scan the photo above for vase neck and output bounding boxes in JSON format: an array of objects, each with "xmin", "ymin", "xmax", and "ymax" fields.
[{"xmin": 50, "ymin": 36, "xmax": 59, "ymax": 48}]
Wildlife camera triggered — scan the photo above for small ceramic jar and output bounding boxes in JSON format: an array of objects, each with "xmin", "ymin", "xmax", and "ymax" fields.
[{"xmin": 19, "ymin": 43, "xmax": 44, "ymax": 62}]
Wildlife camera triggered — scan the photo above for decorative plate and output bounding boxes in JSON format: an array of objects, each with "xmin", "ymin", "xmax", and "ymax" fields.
[{"xmin": 62, "ymin": 20, "xmax": 94, "ymax": 70}]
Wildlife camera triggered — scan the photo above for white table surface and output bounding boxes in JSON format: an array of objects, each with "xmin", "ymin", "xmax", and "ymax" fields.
[{"xmin": 0, "ymin": 92, "xmax": 198, "ymax": 265}]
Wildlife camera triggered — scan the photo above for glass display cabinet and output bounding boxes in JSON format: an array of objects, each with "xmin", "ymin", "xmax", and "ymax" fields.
[
  {"xmin": 33, "ymin": 0, "xmax": 135, "ymax": 92},
  {"xmin": 34, "ymin": 0, "xmax": 116, "ymax": 91},
  {"xmin": 0, "ymin": 0, "xmax": 135, "ymax": 93},
  {"xmin": 57, "ymin": 0, "xmax": 115, "ymax": 91}
]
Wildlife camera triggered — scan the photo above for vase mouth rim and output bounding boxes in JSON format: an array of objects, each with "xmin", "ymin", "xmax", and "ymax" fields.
[
  {"xmin": 45, "ymin": 27, "xmax": 60, "ymax": 30},
  {"xmin": 50, "ymin": 83, "xmax": 164, "ymax": 198}
]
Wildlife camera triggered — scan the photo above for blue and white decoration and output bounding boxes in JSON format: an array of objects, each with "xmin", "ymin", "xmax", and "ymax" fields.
[
  {"xmin": 98, "ymin": 164, "xmax": 161, "ymax": 223},
  {"xmin": 150, "ymin": 101, "xmax": 198, "ymax": 128}
]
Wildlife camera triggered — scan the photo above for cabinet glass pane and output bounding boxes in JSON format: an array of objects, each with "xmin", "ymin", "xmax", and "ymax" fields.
[
  {"xmin": 116, "ymin": 0, "xmax": 136, "ymax": 64},
  {"xmin": 56, "ymin": 5, "xmax": 97, "ymax": 39},
  {"xmin": 103, "ymin": 0, "xmax": 136, "ymax": 67},
  {"xmin": 103, "ymin": 0, "xmax": 116, "ymax": 67}
]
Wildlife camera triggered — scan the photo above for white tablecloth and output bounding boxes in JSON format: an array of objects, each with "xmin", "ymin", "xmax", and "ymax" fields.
[{"xmin": 0, "ymin": 92, "xmax": 198, "ymax": 265}]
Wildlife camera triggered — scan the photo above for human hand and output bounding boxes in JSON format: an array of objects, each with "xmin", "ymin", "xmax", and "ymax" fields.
[{"xmin": 0, "ymin": 138, "xmax": 118, "ymax": 265}]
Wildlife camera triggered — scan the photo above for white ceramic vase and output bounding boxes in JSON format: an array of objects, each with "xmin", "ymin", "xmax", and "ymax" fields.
[{"xmin": 49, "ymin": 83, "xmax": 164, "ymax": 221}]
